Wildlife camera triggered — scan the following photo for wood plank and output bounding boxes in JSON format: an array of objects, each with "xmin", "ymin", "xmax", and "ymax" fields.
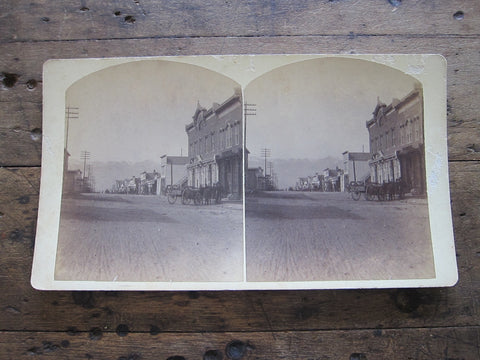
[
  {"xmin": 0, "ymin": 36, "xmax": 480, "ymax": 166},
  {"xmin": 0, "ymin": 102, "xmax": 42, "ymax": 166},
  {"xmin": 0, "ymin": 162, "xmax": 478, "ymax": 332},
  {"xmin": 1, "ymin": 0, "xmax": 479, "ymax": 42},
  {"xmin": 0, "ymin": 328, "xmax": 478, "ymax": 359}
]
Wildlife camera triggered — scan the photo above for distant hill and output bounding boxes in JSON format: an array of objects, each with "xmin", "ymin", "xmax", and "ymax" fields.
[
  {"xmin": 248, "ymin": 156, "xmax": 343, "ymax": 189},
  {"xmin": 68, "ymin": 156, "xmax": 343, "ymax": 192},
  {"xmin": 68, "ymin": 159, "xmax": 163, "ymax": 192}
]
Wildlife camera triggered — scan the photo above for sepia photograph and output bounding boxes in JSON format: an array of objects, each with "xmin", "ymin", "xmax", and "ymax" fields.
[
  {"xmin": 54, "ymin": 60, "xmax": 244, "ymax": 283},
  {"xmin": 244, "ymin": 57, "xmax": 435, "ymax": 282},
  {"xmin": 31, "ymin": 54, "xmax": 456, "ymax": 290}
]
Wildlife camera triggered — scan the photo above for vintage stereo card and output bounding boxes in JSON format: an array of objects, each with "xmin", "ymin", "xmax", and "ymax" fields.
[{"xmin": 31, "ymin": 54, "xmax": 457, "ymax": 290}]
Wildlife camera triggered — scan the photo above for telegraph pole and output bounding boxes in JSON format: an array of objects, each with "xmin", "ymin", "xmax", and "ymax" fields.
[
  {"xmin": 244, "ymin": 103, "xmax": 256, "ymax": 141},
  {"xmin": 244, "ymin": 102, "xmax": 256, "ymax": 193},
  {"xmin": 260, "ymin": 148, "xmax": 271, "ymax": 176},
  {"xmin": 268, "ymin": 161, "xmax": 274, "ymax": 177},
  {"xmin": 244, "ymin": 102, "xmax": 256, "ymax": 158},
  {"xmin": 65, "ymin": 106, "xmax": 79, "ymax": 150},
  {"xmin": 80, "ymin": 150, "xmax": 90, "ymax": 192}
]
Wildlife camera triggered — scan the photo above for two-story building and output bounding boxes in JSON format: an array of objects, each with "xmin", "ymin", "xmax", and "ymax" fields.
[
  {"xmin": 366, "ymin": 86, "xmax": 425, "ymax": 195},
  {"xmin": 185, "ymin": 89, "xmax": 244, "ymax": 199}
]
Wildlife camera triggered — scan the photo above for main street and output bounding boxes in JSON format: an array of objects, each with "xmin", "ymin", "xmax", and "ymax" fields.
[
  {"xmin": 55, "ymin": 193, "xmax": 243, "ymax": 282},
  {"xmin": 245, "ymin": 191, "xmax": 435, "ymax": 282}
]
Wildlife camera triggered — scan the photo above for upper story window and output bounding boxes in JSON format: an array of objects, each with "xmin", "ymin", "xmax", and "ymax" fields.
[
  {"xmin": 226, "ymin": 125, "xmax": 232, "ymax": 148},
  {"xmin": 234, "ymin": 123, "xmax": 241, "ymax": 145}
]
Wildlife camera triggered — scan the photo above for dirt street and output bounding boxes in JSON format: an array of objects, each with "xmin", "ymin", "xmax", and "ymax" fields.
[
  {"xmin": 245, "ymin": 191, "xmax": 435, "ymax": 282},
  {"xmin": 55, "ymin": 193, "xmax": 243, "ymax": 282}
]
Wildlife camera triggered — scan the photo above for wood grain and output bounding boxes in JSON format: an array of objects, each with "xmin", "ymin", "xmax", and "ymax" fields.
[
  {"xmin": 0, "ymin": 328, "xmax": 479, "ymax": 360},
  {"xmin": 1, "ymin": 36, "xmax": 480, "ymax": 165},
  {"xmin": 1, "ymin": 0, "xmax": 479, "ymax": 42}
]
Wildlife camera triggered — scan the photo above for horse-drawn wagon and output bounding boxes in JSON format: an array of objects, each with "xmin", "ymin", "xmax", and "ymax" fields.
[
  {"xmin": 349, "ymin": 178, "xmax": 405, "ymax": 201},
  {"xmin": 165, "ymin": 183, "xmax": 223, "ymax": 205}
]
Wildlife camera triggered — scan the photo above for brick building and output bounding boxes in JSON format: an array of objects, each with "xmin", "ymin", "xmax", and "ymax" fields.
[
  {"xmin": 185, "ymin": 89, "xmax": 244, "ymax": 199},
  {"xmin": 366, "ymin": 86, "xmax": 425, "ymax": 195}
]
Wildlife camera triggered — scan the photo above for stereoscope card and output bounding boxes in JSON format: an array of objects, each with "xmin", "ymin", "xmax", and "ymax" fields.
[{"xmin": 31, "ymin": 54, "xmax": 457, "ymax": 290}]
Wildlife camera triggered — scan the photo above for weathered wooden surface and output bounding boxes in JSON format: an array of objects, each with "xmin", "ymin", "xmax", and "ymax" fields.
[
  {"xmin": 1, "ymin": 1, "xmax": 479, "ymax": 41},
  {"xmin": 1, "ymin": 328, "xmax": 479, "ymax": 360},
  {"xmin": 1, "ymin": 0, "xmax": 479, "ymax": 358},
  {"xmin": 1, "ymin": 37, "xmax": 480, "ymax": 165}
]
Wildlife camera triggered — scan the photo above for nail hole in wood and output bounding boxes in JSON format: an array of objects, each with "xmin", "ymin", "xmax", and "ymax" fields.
[
  {"xmin": 116, "ymin": 324, "xmax": 130, "ymax": 337},
  {"xmin": 1, "ymin": 72, "xmax": 19, "ymax": 88},
  {"xmin": 26, "ymin": 79, "xmax": 37, "ymax": 90},
  {"xmin": 80, "ymin": 7, "xmax": 89, "ymax": 12},
  {"xmin": 204, "ymin": 349, "xmax": 223, "ymax": 360},
  {"xmin": 453, "ymin": 11, "xmax": 464, "ymax": 20},
  {"xmin": 31, "ymin": 128, "xmax": 42, "ymax": 141},
  {"xmin": 388, "ymin": 0, "xmax": 401, "ymax": 6},
  {"xmin": 124, "ymin": 15, "xmax": 136, "ymax": 23},
  {"xmin": 150, "ymin": 325, "xmax": 161, "ymax": 335},
  {"xmin": 41, "ymin": 17, "xmax": 50, "ymax": 23},
  {"xmin": 114, "ymin": 11, "xmax": 122, "ymax": 16},
  {"xmin": 225, "ymin": 340, "xmax": 247, "ymax": 360},
  {"xmin": 89, "ymin": 327, "xmax": 103, "ymax": 340}
]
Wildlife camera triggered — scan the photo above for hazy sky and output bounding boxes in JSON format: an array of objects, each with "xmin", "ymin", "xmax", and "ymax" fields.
[
  {"xmin": 245, "ymin": 57, "xmax": 421, "ymax": 161},
  {"xmin": 66, "ymin": 57, "xmax": 420, "ymax": 170},
  {"xmin": 66, "ymin": 60, "xmax": 239, "ymax": 163}
]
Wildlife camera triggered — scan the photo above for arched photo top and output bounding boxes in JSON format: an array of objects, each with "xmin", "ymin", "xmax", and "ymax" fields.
[
  {"xmin": 64, "ymin": 59, "xmax": 241, "ymax": 165},
  {"xmin": 244, "ymin": 56, "xmax": 423, "ymax": 162}
]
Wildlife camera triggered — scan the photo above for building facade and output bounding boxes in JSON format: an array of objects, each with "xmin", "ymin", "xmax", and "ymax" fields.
[
  {"xmin": 341, "ymin": 151, "xmax": 371, "ymax": 191},
  {"xmin": 185, "ymin": 89, "xmax": 244, "ymax": 199},
  {"xmin": 139, "ymin": 171, "xmax": 160, "ymax": 195},
  {"xmin": 366, "ymin": 86, "xmax": 425, "ymax": 194},
  {"xmin": 246, "ymin": 167, "xmax": 265, "ymax": 192},
  {"xmin": 323, "ymin": 168, "xmax": 342, "ymax": 192},
  {"xmin": 159, "ymin": 155, "xmax": 189, "ymax": 195}
]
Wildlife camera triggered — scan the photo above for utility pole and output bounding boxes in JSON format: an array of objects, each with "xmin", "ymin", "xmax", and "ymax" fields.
[
  {"xmin": 80, "ymin": 150, "xmax": 90, "ymax": 192},
  {"xmin": 65, "ymin": 106, "xmax": 79, "ymax": 150},
  {"xmin": 244, "ymin": 103, "xmax": 256, "ymax": 129},
  {"xmin": 243, "ymin": 102, "xmax": 256, "ymax": 193},
  {"xmin": 268, "ymin": 161, "xmax": 274, "ymax": 177},
  {"xmin": 260, "ymin": 148, "xmax": 271, "ymax": 176},
  {"xmin": 244, "ymin": 102, "xmax": 256, "ymax": 159}
]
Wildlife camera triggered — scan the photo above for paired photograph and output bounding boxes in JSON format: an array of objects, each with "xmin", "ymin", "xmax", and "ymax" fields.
[{"xmin": 32, "ymin": 54, "xmax": 457, "ymax": 290}]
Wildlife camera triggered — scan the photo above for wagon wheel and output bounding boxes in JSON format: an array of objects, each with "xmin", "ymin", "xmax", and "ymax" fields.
[
  {"xmin": 351, "ymin": 191, "xmax": 361, "ymax": 201},
  {"xmin": 182, "ymin": 189, "xmax": 191, "ymax": 205},
  {"xmin": 194, "ymin": 191, "xmax": 203, "ymax": 205},
  {"xmin": 167, "ymin": 191, "xmax": 177, "ymax": 204}
]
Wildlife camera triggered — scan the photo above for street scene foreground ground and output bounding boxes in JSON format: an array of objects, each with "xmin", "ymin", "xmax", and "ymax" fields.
[
  {"xmin": 55, "ymin": 194, "xmax": 243, "ymax": 282},
  {"xmin": 246, "ymin": 191, "xmax": 435, "ymax": 282}
]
